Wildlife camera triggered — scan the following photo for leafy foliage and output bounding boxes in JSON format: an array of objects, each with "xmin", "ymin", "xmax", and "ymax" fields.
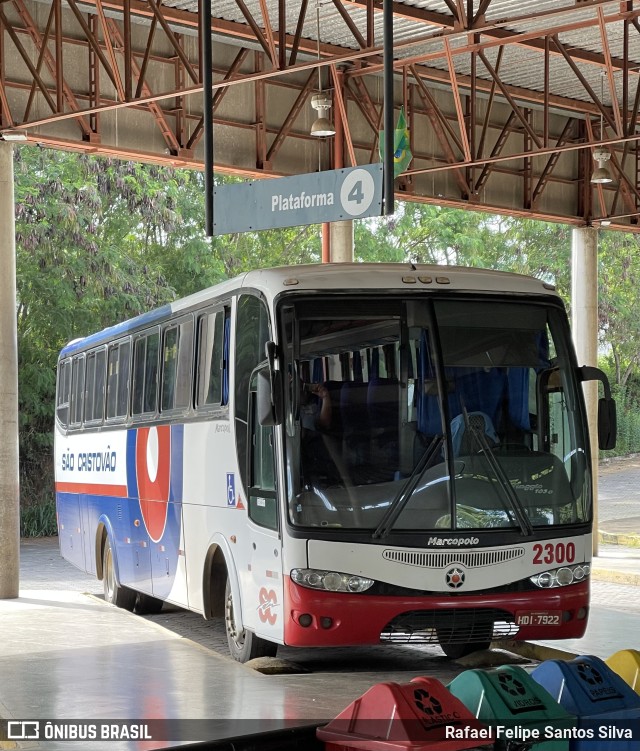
[
  {"xmin": 21, "ymin": 498, "xmax": 57, "ymax": 538},
  {"xmin": 15, "ymin": 147, "xmax": 179, "ymax": 510}
]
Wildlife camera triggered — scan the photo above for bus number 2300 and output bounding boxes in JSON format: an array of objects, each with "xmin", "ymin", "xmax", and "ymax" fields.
[{"xmin": 532, "ymin": 542, "xmax": 576, "ymax": 565}]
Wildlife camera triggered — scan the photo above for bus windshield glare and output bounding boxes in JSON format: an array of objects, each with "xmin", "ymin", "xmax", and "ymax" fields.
[{"xmin": 282, "ymin": 296, "xmax": 590, "ymax": 535}]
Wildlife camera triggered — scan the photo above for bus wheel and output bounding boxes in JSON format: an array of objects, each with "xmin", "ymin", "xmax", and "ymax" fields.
[
  {"xmin": 135, "ymin": 592, "xmax": 164, "ymax": 615},
  {"xmin": 224, "ymin": 578, "xmax": 277, "ymax": 662},
  {"xmin": 436, "ymin": 624, "xmax": 492, "ymax": 660},
  {"xmin": 102, "ymin": 537, "xmax": 137, "ymax": 611}
]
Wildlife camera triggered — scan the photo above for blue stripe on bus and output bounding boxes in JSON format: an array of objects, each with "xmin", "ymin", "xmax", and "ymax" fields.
[
  {"xmin": 126, "ymin": 428, "xmax": 139, "ymax": 500},
  {"xmin": 59, "ymin": 304, "xmax": 174, "ymax": 358}
]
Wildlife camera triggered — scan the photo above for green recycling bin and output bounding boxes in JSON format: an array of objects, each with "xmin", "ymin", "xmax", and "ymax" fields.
[{"xmin": 448, "ymin": 665, "xmax": 576, "ymax": 750}]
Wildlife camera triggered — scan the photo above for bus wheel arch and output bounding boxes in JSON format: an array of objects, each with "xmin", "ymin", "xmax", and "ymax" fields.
[{"xmin": 202, "ymin": 543, "xmax": 229, "ymax": 620}]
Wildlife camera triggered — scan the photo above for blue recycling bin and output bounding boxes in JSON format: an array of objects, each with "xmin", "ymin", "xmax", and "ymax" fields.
[{"xmin": 531, "ymin": 654, "xmax": 640, "ymax": 751}]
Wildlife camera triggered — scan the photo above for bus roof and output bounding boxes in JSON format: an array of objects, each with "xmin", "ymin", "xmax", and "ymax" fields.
[
  {"xmin": 232, "ymin": 263, "xmax": 557, "ymax": 299},
  {"xmin": 59, "ymin": 264, "xmax": 558, "ymax": 359}
]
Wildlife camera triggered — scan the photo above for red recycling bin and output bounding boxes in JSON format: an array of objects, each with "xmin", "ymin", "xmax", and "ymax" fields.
[{"xmin": 317, "ymin": 676, "xmax": 492, "ymax": 751}]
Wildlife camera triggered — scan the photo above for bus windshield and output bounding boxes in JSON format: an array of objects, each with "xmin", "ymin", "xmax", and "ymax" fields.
[{"xmin": 280, "ymin": 296, "xmax": 591, "ymax": 535}]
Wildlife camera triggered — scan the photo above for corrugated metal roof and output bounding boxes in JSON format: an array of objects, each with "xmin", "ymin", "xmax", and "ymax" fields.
[{"xmin": 158, "ymin": 0, "xmax": 638, "ymax": 110}]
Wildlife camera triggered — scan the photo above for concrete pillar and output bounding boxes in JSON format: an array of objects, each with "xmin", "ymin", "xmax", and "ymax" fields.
[
  {"xmin": 0, "ymin": 140, "xmax": 20, "ymax": 598},
  {"xmin": 329, "ymin": 220, "xmax": 354, "ymax": 263},
  {"xmin": 571, "ymin": 225, "xmax": 599, "ymax": 557}
]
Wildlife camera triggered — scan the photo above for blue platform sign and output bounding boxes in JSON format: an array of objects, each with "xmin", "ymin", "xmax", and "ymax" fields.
[{"xmin": 213, "ymin": 164, "xmax": 383, "ymax": 235}]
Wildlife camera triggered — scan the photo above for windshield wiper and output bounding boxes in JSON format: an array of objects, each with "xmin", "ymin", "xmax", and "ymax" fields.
[
  {"xmin": 461, "ymin": 407, "xmax": 533, "ymax": 536},
  {"xmin": 372, "ymin": 434, "xmax": 444, "ymax": 539}
]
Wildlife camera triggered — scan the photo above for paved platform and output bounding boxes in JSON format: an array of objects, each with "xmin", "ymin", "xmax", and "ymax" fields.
[
  {"xmin": 0, "ymin": 539, "xmax": 471, "ymax": 751},
  {"xmin": 1, "ymin": 460, "xmax": 640, "ymax": 750},
  {"xmin": 598, "ymin": 455, "xmax": 640, "ymax": 548}
]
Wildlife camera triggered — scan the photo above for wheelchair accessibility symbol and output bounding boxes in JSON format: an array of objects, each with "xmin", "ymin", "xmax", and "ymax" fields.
[{"xmin": 227, "ymin": 473, "xmax": 236, "ymax": 507}]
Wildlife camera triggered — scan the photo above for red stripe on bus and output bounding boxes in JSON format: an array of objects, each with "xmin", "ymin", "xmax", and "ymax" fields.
[{"xmin": 55, "ymin": 482, "xmax": 129, "ymax": 497}]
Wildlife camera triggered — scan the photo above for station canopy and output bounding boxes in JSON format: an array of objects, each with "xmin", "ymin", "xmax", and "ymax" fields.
[{"xmin": 1, "ymin": 0, "xmax": 639, "ymax": 230}]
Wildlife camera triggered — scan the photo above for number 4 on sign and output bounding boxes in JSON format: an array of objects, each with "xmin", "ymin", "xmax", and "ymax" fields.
[
  {"xmin": 339, "ymin": 168, "xmax": 377, "ymax": 218},
  {"xmin": 348, "ymin": 180, "xmax": 365, "ymax": 205}
]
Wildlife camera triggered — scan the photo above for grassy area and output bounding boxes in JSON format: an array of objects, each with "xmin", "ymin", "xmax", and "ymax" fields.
[{"xmin": 20, "ymin": 497, "xmax": 57, "ymax": 537}]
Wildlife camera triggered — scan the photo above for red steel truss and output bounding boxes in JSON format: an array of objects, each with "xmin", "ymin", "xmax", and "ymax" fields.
[{"xmin": 1, "ymin": 0, "xmax": 640, "ymax": 229}]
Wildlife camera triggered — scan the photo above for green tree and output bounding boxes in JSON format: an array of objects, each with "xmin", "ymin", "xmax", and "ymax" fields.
[
  {"xmin": 356, "ymin": 204, "xmax": 571, "ymax": 295},
  {"xmin": 15, "ymin": 147, "xmax": 178, "ymax": 503},
  {"xmin": 598, "ymin": 231, "xmax": 640, "ymax": 387}
]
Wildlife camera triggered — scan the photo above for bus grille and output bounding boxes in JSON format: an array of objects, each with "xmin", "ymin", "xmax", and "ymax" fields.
[
  {"xmin": 382, "ymin": 547, "xmax": 525, "ymax": 569},
  {"xmin": 380, "ymin": 608, "xmax": 519, "ymax": 644}
]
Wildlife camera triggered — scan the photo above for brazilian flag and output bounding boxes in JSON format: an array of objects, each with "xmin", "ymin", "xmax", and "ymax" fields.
[{"xmin": 379, "ymin": 106, "xmax": 412, "ymax": 178}]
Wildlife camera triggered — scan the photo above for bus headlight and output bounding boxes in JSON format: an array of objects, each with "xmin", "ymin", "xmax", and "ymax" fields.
[
  {"xmin": 530, "ymin": 563, "xmax": 590, "ymax": 589},
  {"xmin": 291, "ymin": 568, "xmax": 374, "ymax": 593}
]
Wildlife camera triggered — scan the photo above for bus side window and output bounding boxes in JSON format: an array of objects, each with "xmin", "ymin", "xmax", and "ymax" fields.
[
  {"xmin": 235, "ymin": 295, "xmax": 271, "ymax": 497},
  {"xmin": 161, "ymin": 317, "xmax": 194, "ymax": 413},
  {"xmin": 248, "ymin": 373, "xmax": 278, "ymax": 531},
  {"xmin": 106, "ymin": 340, "xmax": 131, "ymax": 420},
  {"xmin": 84, "ymin": 349, "xmax": 106, "ymax": 424},
  {"xmin": 69, "ymin": 355, "xmax": 85, "ymax": 428},
  {"xmin": 132, "ymin": 329, "xmax": 160, "ymax": 416},
  {"xmin": 162, "ymin": 327, "xmax": 179, "ymax": 411},
  {"xmin": 196, "ymin": 309, "xmax": 225, "ymax": 408},
  {"xmin": 56, "ymin": 359, "xmax": 71, "ymax": 428}
]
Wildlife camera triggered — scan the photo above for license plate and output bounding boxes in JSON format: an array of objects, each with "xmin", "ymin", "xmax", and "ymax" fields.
[{"xmin": 515, "ymin": 610, "xmax": 562, "ymax": 626}]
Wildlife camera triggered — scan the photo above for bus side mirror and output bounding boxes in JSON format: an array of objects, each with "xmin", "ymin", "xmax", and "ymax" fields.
[
  {"xmin": 578, "ymin": 366, "xmax": 617, "ymax": 451},
  {"xmin": 598, "ymin": 397, "xmax": 616, "ymax": 451},
  {"xmin": 257, "ymin": 368, "xmax": 283, "ymax": 426}
]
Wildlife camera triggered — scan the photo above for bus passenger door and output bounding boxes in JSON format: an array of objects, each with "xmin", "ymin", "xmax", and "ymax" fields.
[{"xmin": 246, "ymin": 383, "xmax": 284, "ymax": 643}]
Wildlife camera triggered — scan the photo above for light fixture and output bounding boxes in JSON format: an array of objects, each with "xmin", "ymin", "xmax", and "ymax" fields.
[
  {"xmin": 591, "ymin": 148, "xmax": 613, "ymax": 184},
  {"xmin": 600, "ymin": 219, "xmax": 612, "ymax": 226},
  {"xmin": 591, "ymin": 72, "xmax": 613, "ymax": 185},
  {"xmin": 310, "ymin": 1, "xmax": 335, "ymax": 138},
  {"xmin": 0, "ymin": 129, "xmax": 28, "ymax": 142},
  {"xmin": 310, "ymin": 94, "xmax": 335, "ymax": 137}
]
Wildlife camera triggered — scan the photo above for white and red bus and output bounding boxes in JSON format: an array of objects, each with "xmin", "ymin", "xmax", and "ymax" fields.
[{"xmin": 54, "ymin": 263, "xmax": 615, "ymax": 661}]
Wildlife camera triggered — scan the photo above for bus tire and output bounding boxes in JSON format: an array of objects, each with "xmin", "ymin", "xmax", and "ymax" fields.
[
  {"xmin": 135, "ymin": 592, "xmax": 164, "ymax": 615},
  {"xmin": 102, "ymin": 536, "xmax": 137, "ymax": 611},
  {"xmin": 224, "ymin": 577, "xmax": 277, "ymax": 662}
]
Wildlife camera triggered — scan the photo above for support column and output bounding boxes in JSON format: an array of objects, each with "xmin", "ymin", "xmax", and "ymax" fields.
[
  {"xmin": 329, "ymin": 220, "xmax": 354, "ymax": 263},
  {"xmin": 0, "ymin": 141, "xmax": 20, "ymax": 599},
  {"xmin": 321, "ymin": 222, "xmax": 330, "ymax": 263},
  {"xmin": 571, "ymin": 225, "xmax": 599, "ymax": 557}
]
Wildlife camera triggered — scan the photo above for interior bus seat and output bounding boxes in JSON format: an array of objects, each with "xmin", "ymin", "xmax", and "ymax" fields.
[
  {"xmin": 449, "ymin": 368, "xmax": 507, "ymax": 427},
  {"xmin": 322, "ymin": 380, "xmax": 345, "ymax": 436},
  {"xmin": 452, "ymin": 411, "xmax": 499, "ymax": 456},
  {"xmin": 368, "ymin": 376, "xmax": 400, "ymax": 475},
  {"xmin": 300, "ymin": 380, "xmax": 345, "ymax": 487},
  {"xmin": 340, "ymin": 381, "xmax": 370, "ymax": 467}
]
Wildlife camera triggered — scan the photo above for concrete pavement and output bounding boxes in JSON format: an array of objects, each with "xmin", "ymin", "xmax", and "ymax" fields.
[{"xmin": 598, "ymin": 455, "xmax": 640, "ymax": 549}]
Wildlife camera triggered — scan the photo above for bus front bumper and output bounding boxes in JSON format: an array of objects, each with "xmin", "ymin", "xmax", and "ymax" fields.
[{"xmin": 282, "ymin": 576, "xmax": 589, "ymax": 647}]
